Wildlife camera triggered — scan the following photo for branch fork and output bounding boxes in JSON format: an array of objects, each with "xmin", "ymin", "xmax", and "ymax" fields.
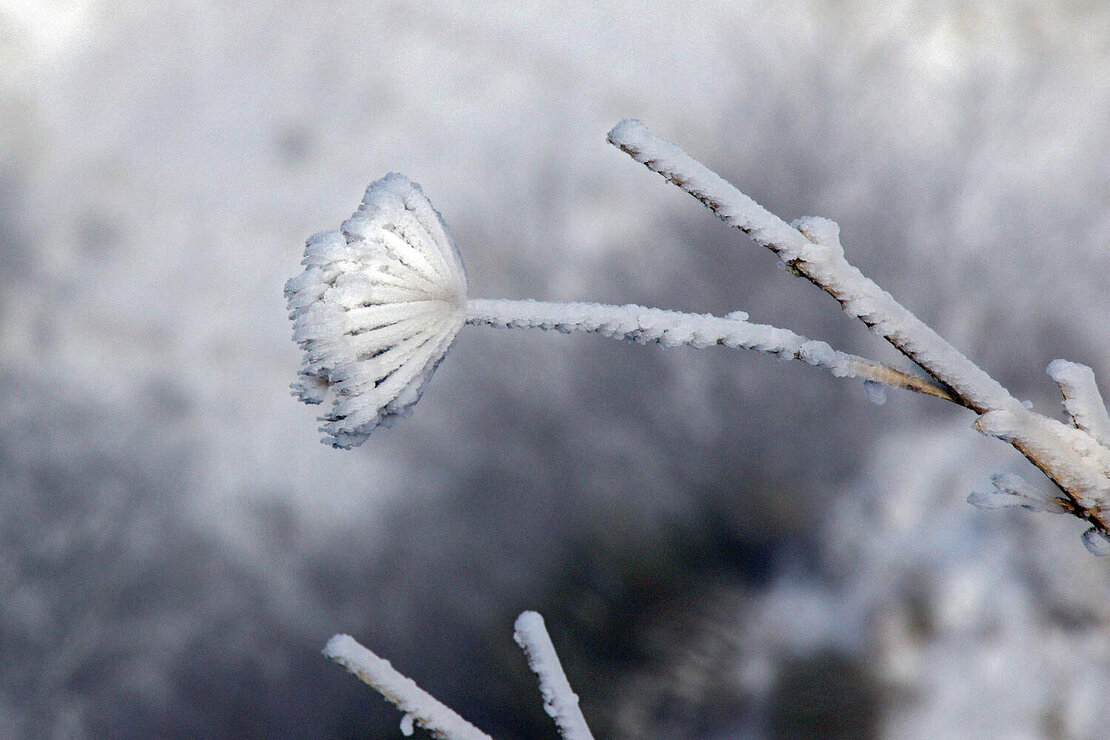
[
  {"xmin": 606, "ymin": 118, "xmax": 1110, "ymax": 554},
  {"xmin": 324, "ymin": 612, "xmax": 594, "ymax": 739}
]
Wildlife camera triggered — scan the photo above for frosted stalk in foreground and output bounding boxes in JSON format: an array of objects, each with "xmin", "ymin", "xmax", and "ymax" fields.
[
  {"xmin": 325, "ymin": 613, "xmax": 593, "ymax": 740},
  {"xmin": 513, "ymin": 611, "xmax": 595, "ymax": 740},
  {"xmin": 323, "ymin": 634, "xmax": 492, "ymax": 740}
]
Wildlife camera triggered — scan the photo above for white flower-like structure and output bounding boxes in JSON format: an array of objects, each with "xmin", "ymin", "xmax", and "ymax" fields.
[{"xmin": 284, "ymin": 173, "xmax": 468, "ymax": 448}]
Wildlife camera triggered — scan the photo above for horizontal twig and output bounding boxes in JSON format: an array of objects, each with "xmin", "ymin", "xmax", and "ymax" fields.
[{"xmin": 466, "ymin": 298, "xmax": 954, "ymax": 401}]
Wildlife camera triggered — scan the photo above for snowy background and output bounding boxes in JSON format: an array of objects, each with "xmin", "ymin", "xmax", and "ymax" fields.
[{"xmin": 3, "ymin": 2, "xmax": 1110, "ymax": 737}]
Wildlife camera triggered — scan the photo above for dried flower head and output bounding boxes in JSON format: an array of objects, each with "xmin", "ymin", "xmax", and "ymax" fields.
[
  {"xmin": 284, "ymin": 174, "xmax": 468, "ymax": 448},
  {"xmin": 288, "ymin": 173, "xmax": 950, "ymax": 450}
]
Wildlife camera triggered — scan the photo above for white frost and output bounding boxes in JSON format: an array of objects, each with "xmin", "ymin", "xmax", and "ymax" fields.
[
  {"xmin": 967, "ymin": 472, "xmax": 1069, "ymax": 514},
  {"xmin": 607, "ymin": 118, "xmax": 1020, "ymax": 414},
  {"xmin": 863, "ymin": 380, "xmax": 887, "ymax": 406},
  {"xmin": 975, "ymin": 408, "xmax": 1110, "ymax": 510},
  {"xmin": 513, "ymin": 611, "xmax": 595, "ymax": 740},
  {"xmin": 466, "ymin": 298, "xmax": 925, "ymax": 391},
  {"xmin": 1047, "ymin": 359, "xmax": 1110, "ymax": 447},
  {"xmin": 609, "ymin": 118, "xmax": 1110, "ymax": 554},
  {"xmin": 285, "ymin": 174, "xmax": 468, "ymax": 448},
  {"xmin": 323, "ymin": 634, "xmax": 493, "ymax": 740}
]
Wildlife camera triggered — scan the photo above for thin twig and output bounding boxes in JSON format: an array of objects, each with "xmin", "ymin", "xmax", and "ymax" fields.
[
  {"xmin": 323, "ymin": 634, "xmax": 494, "ymax": 740},
  {"xmin": 606, "ymin": 119, "xmax": 1013, "ymax": 414},
  {"xmin": 513, "ymin": 612, "xmax": 595, "ymax": 740},
  {"xmin": 466, "ymin": 298, "xmax": 954, "ymax": 401}
]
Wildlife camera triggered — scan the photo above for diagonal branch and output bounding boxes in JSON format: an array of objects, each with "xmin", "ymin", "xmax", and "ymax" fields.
[
  {"xmin": 323, "ymin": 634, "xmax": 494, "ymax": 740},
  {"xmin": 606, "ymin": 119, "xmax": 1015, "ymax": 415},
  {"xmin": 513, "ymin": 612, "xmax": 595, "ymax": 740}
]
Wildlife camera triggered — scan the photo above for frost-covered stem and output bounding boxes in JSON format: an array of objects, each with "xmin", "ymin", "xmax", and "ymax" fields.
[
  {"xmin": 466, "ymin": 298, "xmax": 953, "ymax": 401},
  {"xmin": 323, "ymin": 634, "xmax": 493, "ymax": 740},
  {"xmin": 513, "ymin": 612, "xmax": 595, "ymax": 740},
  {"xmin": 607, "ymin": 119, "xmax": 1110, "ymax": 543},
  {"xmin": 606, "ymin": 119, "xmax": 1015, "ymax": 415}
]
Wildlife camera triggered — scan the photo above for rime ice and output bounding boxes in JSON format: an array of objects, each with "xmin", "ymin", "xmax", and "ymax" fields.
[
  {"xmin": 285, "ymin": 174, "xmax": 468, "ymax": 448},
  {"xmin": 287, "ymin": 173, "xmax": 948, "ymax": 449},
  {"xmin": 863, "ymin": 380, "xmax": 887, "ymax": 405},
  {"xmin": 1047, "ymin": 359, "xmax": 1110, "ymax": 447},
  {"xmin": 967, "ymin": 473, "xmax": 1069, "ymax": 514},
  {"xmin": 323, "ymin": 634, "xmax": 492, "ymax": 740},
  {"xmin": 513, "ymin": 611, "xmax": 596, "ymax": 740},
  {"xmin": 607, "ymin": 118, "xmax": 1110, "ymax": 555}
]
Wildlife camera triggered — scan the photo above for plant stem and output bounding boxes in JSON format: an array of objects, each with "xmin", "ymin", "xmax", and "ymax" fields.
[
  {"xmin": 324, "ymin": 634, "xmax": 493, "ymax": 740},
  {"xmin": 606, "ymin": 119, "xmax": 1014, "ymax": 414},
  {"xmin": 466, "ymin": 298, "xmax": 955, "ymax": 401}
]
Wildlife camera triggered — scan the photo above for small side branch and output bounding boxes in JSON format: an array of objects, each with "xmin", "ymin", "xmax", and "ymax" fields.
[
  {"xmin": 466, "ymin": 298, "xmax": 954, "ymax": 402},
  {"xmin": 513, "ymin": 612, "xmax": 595, "ymax": 740},
  {"xmin": 323, "ymin": 634, "xmax": 494, "ymax": 740}
]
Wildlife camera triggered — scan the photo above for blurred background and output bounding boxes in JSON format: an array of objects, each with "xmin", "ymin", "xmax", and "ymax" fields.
[{"xmin": 3, "ymin": 2, "xmax": 1110, "ymax": 737}]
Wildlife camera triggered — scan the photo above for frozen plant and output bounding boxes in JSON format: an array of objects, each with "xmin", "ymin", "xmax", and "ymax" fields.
[
  {"xmin": 285, "ymin": 120, "xmax": 1110, "ymax": 555},
  {"xmin": 284, "ymin": 175, "xmax": 947, "ymax": 445},
  {"xmin": 325, "ymin": 611, "xmax": 593, "ymax": 739}
]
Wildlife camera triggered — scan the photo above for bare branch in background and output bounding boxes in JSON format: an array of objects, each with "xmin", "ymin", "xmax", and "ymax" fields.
[{"xmin": 325, "ymin": 613, "xmax": 594, "ymax": 740}]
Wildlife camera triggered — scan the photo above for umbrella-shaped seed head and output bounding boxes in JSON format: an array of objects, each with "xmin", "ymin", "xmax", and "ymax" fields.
[{"xmin": 285, "ymin": 174, "xmax": 468, "ymax": 448}]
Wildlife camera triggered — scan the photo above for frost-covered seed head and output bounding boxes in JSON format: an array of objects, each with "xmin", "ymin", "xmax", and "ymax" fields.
[{"xmin": 285, "ymin": 174, "xmax": 468, "ymax": 448}]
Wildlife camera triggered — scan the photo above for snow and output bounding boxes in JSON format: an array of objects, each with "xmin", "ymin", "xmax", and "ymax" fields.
[
  {"xmin": 612, "ymin": 114, "xmax": 1110, "ymax": 557},
  {"xmin": 966, "ymin": 473, "xmax": 1068, "ymax": 514},
  {"xmin": 863, "ymin": 380, "xmax": 887, "ymax": 406},
  {"xmin": 466, "ymin": 298, "xmax": 950, "ymax": 403},
  {"xmin": 1047, "ymin": 359, "xmax": 1110, "ymax": 447},
  {"xmin": 608, "ymin": 118, "xmax": 1023, "ymax": 416},
  {"xmin": 974, "ymin": 408, "xmax": 1110, "ymax": 511}
]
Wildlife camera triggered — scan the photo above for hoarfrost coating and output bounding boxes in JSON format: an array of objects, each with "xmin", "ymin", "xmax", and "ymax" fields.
[
  {"xmin": 513, "ymin": 611, "xmax": 596, "ymax": 740},
  {"xmin": 288, "ymin": 177, "xmax": 951, "ymax": 447},
  {"xmin": 1047, "ymin": 359, "xmax": 1110, "ymax": 447},
  {"xmin": 286, "ymin": 121, "xmax": 1110, "ymax": 552},
  {"xmin": 323, "ymin": 635, "xmax": 492, "ymax": 740},
  {"xmin": 606, "ymin": 119, "xmax": 1110, "ymax": 554},
  {"xmin": 606, "ymin": 119, "xmax": 1020, "ymax": 414},
  {"xmin": 284, "ymin": 173, "xmax": 469, "ymax": 448}
]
